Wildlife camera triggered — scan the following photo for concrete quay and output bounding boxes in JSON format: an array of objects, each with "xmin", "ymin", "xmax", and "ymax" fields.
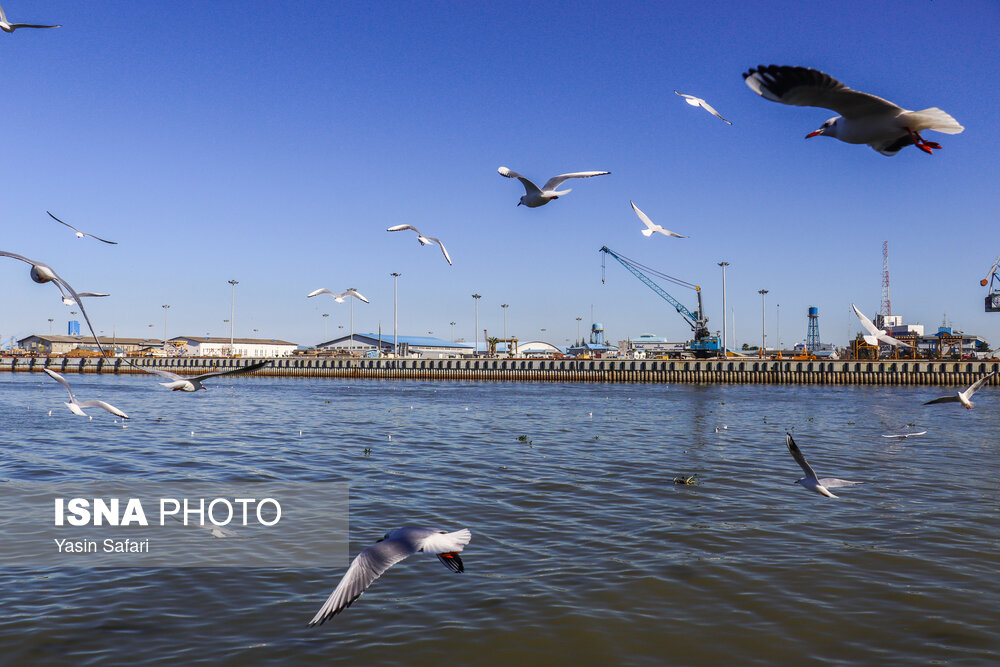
[{"xmin": 2, "ymin": 356, "xmax": 999, "ymax": 386}]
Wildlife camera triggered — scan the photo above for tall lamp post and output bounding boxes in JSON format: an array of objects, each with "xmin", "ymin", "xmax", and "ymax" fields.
[
  {"xmin": 576, "ymin": 316, "xmax": 582, "ymax": 344},
  {"xmin": 48, "ymin": 318, "xmax": 54, "ymax": 334},
  {"xmin": 758, "ymin": 289, "xmax": 768, "ymax": 358},
  {"xmin": 162, "ymin": 304, "xmax": 170, "ymax": 353},
  {"xmin": 391, "ymin": 272, "xmax": 401, "ymax": 357},
  {"xmin": 718, "ymin": 262, "xmax": 729, "ymax": 358},
  {"xmin": 776, "ymin": 303, "xmax": 781, "ymax": 353},
  {"xmin": 450, "ymin": 321, "xmax": 456, "ymax": 342},
  {"xmin": 472, "ymin": 294, "xmax": 482, "ymax": 356},
  {"xmin": 501, "ymin": 303, "xmax": 509, "ymax": 340},
  {"xmin": 322, "ymin": 313, "xmax": 329, "ymax": 341},
  {"xmin": 228, "ymin": 279, "xmax": 239, "ymax": 357}
]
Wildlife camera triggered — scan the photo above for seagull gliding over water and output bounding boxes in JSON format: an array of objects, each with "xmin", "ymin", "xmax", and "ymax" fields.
[
  {"xmin": 309, "ymin": 526, "xmax": 471, "ymax": 626},
  {"xmin": 923, "ymin": 370, "xmax": 998, "ymax": 409},
  {"xmin": 135, "ymin": 360, "xmax": 271, "ymax": 392},
  {"xmin": 852, "ymin": 304, "xmax": 911, "ymax": 348},
  {"xmin": 42, "ymin": 368, "xmax": 128, "ymax": 419},
  {"xmin": 786, "ymin": 433, "xmax": 862, "ymax": 499}
]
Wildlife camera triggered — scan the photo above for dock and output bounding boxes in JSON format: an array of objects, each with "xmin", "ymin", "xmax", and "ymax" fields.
[{"xmin": 2, "ymin": 356, "xmax": 998, "ymax": 386}]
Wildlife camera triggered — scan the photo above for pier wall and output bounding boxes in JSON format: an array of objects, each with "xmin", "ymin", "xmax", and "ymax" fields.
[{"xmin": 2, "ymin": 356, "xmax": 998, "ymax": 386}]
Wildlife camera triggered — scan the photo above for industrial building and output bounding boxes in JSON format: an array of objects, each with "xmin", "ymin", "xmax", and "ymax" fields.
[
  {"xmin": 171, "ymin": 336, "xmax": 298, "ymax": 358},
  {"xmin": 17, "ymin": 334, "xmax": 164, "ymax": 356},
  {"xmin": 316, "ymin": 333, "xmax": 474, "ymax": 358}
]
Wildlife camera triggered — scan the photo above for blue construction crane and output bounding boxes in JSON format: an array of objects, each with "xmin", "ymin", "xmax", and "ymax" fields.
[{"xmin": 600, "ymin": 246, "xmax": 720, "ymax": 356}]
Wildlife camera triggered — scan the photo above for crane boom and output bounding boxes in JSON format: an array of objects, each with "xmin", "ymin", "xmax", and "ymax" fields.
[{"xmin": 600, "ymin": 246, "xmax": 717, "ymax": 353}]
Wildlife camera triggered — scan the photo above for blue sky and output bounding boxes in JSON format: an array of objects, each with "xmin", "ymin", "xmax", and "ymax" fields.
[{"xmin": 2, "ymin": 0, "xmax": 998, "ymax": 350}]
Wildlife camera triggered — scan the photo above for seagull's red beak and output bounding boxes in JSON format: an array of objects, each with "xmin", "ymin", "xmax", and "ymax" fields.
[{"xmin": 805, "ymin": 129, "xmax": 824, "ymax": 138}]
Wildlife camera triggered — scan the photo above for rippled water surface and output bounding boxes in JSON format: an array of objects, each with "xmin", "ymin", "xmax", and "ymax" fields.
[{"xmin": 1, "ymin": 372, "xmax": 998, "ymax": 665}]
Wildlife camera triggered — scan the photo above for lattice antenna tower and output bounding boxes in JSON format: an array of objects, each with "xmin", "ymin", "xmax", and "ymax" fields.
[{"xmin": 880, "ymin": 241, "xmax": 892, "ymax": 317}]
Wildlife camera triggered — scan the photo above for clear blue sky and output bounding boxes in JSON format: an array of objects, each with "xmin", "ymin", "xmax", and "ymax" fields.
[{"xmin": 2, "ymin": 0, "xmax": 998, "ymax": 350}]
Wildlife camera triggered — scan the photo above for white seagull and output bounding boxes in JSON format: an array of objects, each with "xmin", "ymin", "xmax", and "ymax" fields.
[
  {"xmin": 1, "ymin": 250, "xmax": 108, "ymax": 356},
  {"xmin": 306, "ymin": 288, "xmax": 370, "ymax": 303},
  {"xmin": 881, "ymin": 431, "xmax": 927, "ymax": 439},
  {"xmin": 386, "ymin": 224, "xmax": 452, "ymax": 265},
  {"xmin": 48, "ymin": 212, "xmax": 117, "ymax": 244},
  {"xmin": 630, "ymin": 201, "xmax": 686, "ymax": 239},
  {"xmin": 674, "ymin": 91, "xmax": 732, "ymax": 124},
  {"xmin": 0, "ymin": 3, "xmax": 60, "ymax": 32},
  {"xmin": 135, "ymin": 359, "xmax": 271, "ymax": 392},
  {"xmin": 53, "ymin": 283, "xmax": 109, "ymax": 306},
  {"xmin": 42, "ymin": 368, "xmax": 129, "ymax": 419},
  {"xmin": 498, "ymin": 166, "xmax": 610, "ymax": 207},
  {"xmin": 852, "ymin": 304, "xmax": 911, "ymax": 348},
  {"xmin": 309, "ymin": 526, "xmax": 471, "ymax": 626},
  {"xmin": 743, "ymin": 65, "xmax": 964, "ymax": 155},
  {"xmin": 923, "ymin": 370, "xmax": 998, "ymax": 409},
  {"xmin": 786, "ymin": 433, "xmax": 862, "ymax": 499}
]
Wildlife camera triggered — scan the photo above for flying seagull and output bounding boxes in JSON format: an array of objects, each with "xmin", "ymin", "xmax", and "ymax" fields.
[
  {"xmin": 42, "ymin": 368, "xmax": 128, "ymax": 419},
  {"xmin": 630, "ymin": 201, "xmax": 686, "ymax": 238},
  {"xmin": 881, "ymin": 430, "xmax": 927, "ymax": 439},
  {"xmin": 852, "ymin": 304, "xmax": 911, "ymax": 348},
  {"xmin": 498, "ymin": 166, "xmax": 610, "ymax": 207},
  {"xmin": 786, "ymin": 433, "xmax": 862, "ymax": 499},
  {"xmin": 0, "ymin": 3, "xmax": 60, "ymax": 32},
  {"xmin": 47, "ymin": 212, "xmax": 117, "ymax": 244},
  {"xmin": 53, "ymin": 284, "xmax": 109, "ymax": 306},
  {"xmin": 386, "ymin": 224, "xmax": 452, "ymax": 265},
  {"xmin": 674, "ymin": 91, "xmax": 732, "ymax": 124},
  {"xmin": 923, "ymin": 370, "xmax": 998, "ymax": 409},
  {"xmin": 0, "ymin": 250, "xmax": 108, "ymax": 356},
  {"xmin": 743, "ymin": 65, "xmax": 963, "ymax": 155},
  {"xmin": 309, "ymin": 526, "xmax": 471, "ymax": 626},
  {"xmin": 134, "ymin": 359, "xmax": 271, "ymax": 392},
  {"xmin": 306, "ymin": 288, "xmax": 370, "ymax": 303}
]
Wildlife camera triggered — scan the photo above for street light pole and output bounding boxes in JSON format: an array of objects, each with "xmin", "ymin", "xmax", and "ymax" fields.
[
  {"xmin": 48, "ymin": 318, "xmax": 53, "ymax": 334},
  {"xmin": 758, "ymin": 289, "xmax": 769, "ymax": 358},
  {"xmin": 501, "ymin": 303, "xmax": 509, "ymax": 340},
  {"xmin": 472, "ymin": 294, "xmax": 481, "ymax": 356},
  {"xmin": 450, "ymin": 321, "xmax": 456, "ymax": 342},
  {"xmin": 162, "ymin": 304, "xmax": 170, "ymax": 353},
  {"xmin": 718, "ymin": 262, "xmax": 729, "ymax": 358},
  {"xmin": 576, "ymin": 316, "xmax": 582, "ymax": 344},
  {"xmin": 228, "ymin": 279, "xmax": 239, "ymax": 357},
  {"xmin": 322, "ymin": 313, "xmax": 329, "ymax": 340},
  {"xmin": 776, "ymin": 303, "xmax": 781, "ymax": 353},
  {"xmin": 391, "ymin": 272, "xmax": 400, "ymax": 357}
]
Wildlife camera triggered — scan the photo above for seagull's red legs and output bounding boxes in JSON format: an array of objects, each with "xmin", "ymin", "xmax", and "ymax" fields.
[{"xmin": 906, "ymin": 127, "xmax": 941, "ymax": 154}]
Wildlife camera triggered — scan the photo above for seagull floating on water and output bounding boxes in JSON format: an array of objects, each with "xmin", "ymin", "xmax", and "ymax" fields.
[
  {"xmin": 630, "ymin": 201, "xmax": 686, "ymax": 239},
  {"xmin": 309, "ymin": 526, "xmax": 471, "ymax": 626},
  {"xmin": 306, "ymin": 288, "xmax": 370, "ymax": 303},
  {"xmin": 498, "ymin": 166, "xmax": 609, "ymax": 207},
  {"xmin": 674, "ymin": 91, "xmax": 731, "ymax": 124},
  {"xmin": 743, "ymin": 65, "xmax": 963, "ymax": 155},
  {"xmin": 0, "ymin": 3, "xmax": 60, "ymax": 32},
  {"xmin": 923, "ymin": 370, "xmax": 997, "ymax": 409},
  {"xmin": 42, "ymin": 368, "xmax": 128, "ymax": 419},
  {"xmin": 386, "ymin": 224, "xmax": 452, "ymax": 265},
  {"xmin": 852, "ymin": 304, "xmax": 911, "ymax": 348},
  {"xmin": 48, "ymin": 212, "xmax": 117, "ymax": 244},
  {"xmin": 136, "ymin": 359, "xmax": 271, "ymax": 392},
  {"xmin": 881, "ymin": 430, "xmax": 927, "ymax": 439},
  {"xmin": 786, "ymin": 433, "xmax": 862, "ymax": 499},
  {"xmin": 1, "ymin": 250, "xmax": 108, "ymax": 356}
]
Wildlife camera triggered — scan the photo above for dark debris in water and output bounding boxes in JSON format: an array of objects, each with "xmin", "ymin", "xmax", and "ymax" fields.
[{"xmin": 673, "ymin": 474, "xmax": 699, "ymax": 486}]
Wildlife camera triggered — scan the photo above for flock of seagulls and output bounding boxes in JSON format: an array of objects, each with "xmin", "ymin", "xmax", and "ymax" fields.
[{"xmin": 1, "ymin": 19, "xmax": 987, "ymax": 628}]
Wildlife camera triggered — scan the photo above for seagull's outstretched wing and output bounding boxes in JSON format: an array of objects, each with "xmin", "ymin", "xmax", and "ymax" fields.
[
  {"xmin": 345, "ymin": 289, "xmax": 369, "ymax": 303},
  {"xmin": 188, "ymin": 360, "xmax": 271, "ymax": 382},
  {"xmin": 743, "ymin": 65, "xmax": 900, "ymax": 118},
  {"xmin": 818, "ymin": 478, "xmax": 862, "ymax": 489},
  {"xmin": 42, "ymin": 368, "xmax": 77, "ymax": 403},
  {"xmin": 128, "ymin": 365, "xmax": 182, "ymax": 381},
  {"xmin": 851, "ymin": 303, "xmax": 911, "ymax": 348},
  {"xmin": 965, "ymin": 369, "xmax": 998, "ymax": 398},
  {"xmin": 541, "ymin": 171, "xmax": 610, "ymax": 192},
  {"xmin": 77, "ymin": 400, "xmax": 129, "ymax": 419},
  {"xmin": 923, "ymin": 395, "xmax": 960, "ymax": 405},
  {"xmin": 497, "ymin": 167, "xmax": 541, "ymax": 196},
  {"xmin": 786, "ymin": 433, "xmax": 818, "ymax": 481},
  {"xmin": 386, "ymin": 224, "xmax": 421, "ymax": 234},
  {"xmin": 308, "ymin": 537, "xmax": 418, "ymax": 626},
  {"xmin": 307, "ymin": 288, "xmax": 338, "ymax": 298},
  {"xmin": 47, "ymin": 212, "xmax": 117, "ymax": 244},
  {"xmin": 427, "ymin": 237, "xmax": 452, "ymax": 265}
]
